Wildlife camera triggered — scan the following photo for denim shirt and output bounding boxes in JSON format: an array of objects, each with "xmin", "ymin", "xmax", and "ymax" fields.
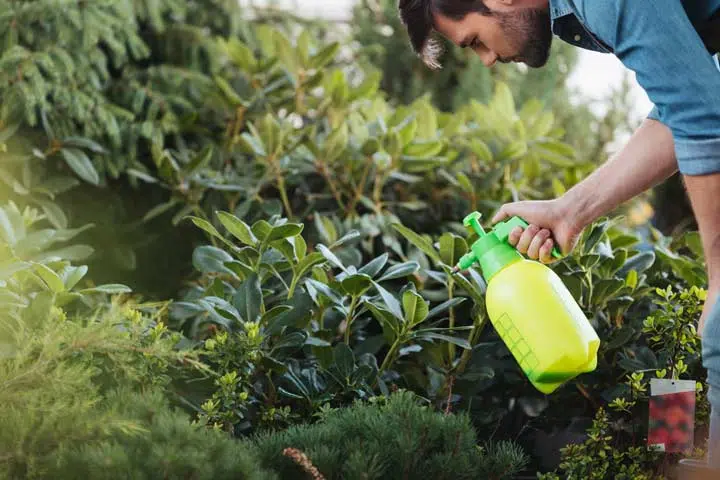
[{"xmin": 548, "ymin": 0, "xmax": 720, "ymax": 176}]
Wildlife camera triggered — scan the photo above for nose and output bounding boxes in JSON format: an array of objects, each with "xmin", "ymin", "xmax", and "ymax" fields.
[{"xmin": 478, "ymin": 50, "xmax": 498, "ymax": 67}]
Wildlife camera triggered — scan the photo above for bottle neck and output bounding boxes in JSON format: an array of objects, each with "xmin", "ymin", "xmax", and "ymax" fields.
[{"xmin": 479, "ymin": 243, "xmax": 522, "ymax": 281}]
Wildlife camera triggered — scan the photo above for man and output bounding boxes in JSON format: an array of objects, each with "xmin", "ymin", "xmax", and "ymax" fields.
[{"xmin": 397, "ymin": 0, "xmax": 720, "ymax": 471}]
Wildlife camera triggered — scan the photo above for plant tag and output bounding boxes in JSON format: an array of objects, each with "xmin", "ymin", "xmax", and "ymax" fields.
[{"xmin": 647, "ymin": 378, "xmax": 696, "ymax": 453}]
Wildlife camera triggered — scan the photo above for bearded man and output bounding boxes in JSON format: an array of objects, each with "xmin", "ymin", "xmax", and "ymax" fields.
[{"xmin": 397, "ymin": 0, "xmax": 720, "ymax": 472}]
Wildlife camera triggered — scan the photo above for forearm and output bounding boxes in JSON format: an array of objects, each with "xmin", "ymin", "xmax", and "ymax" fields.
[{"xmin": 559, "ymin": 119, "xmax": 677, "ymax": 229}]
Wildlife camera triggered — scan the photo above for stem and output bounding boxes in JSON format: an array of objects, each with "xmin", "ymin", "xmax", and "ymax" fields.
[
  {"xmin": 288, "ymin": 273, "xmax": 298, "ymax": 299},
  {"xmin": 346, "ymin": 155, "xmax": 373, "ymax": 217},
  {"xmin": 447, "ymin": 279, "xmax": 456, "ymax": 364},
  {"xmin": 317, "ymin": 160, "xmax": 345, "ymax": 210},
  {"xmin": 379, "ymin": 338, "xmax": 402, "ymax": 375},
  {"xmin": 344, "ymin": 295, "xmax": 359, "ymax": 344},
  {"xmin": 455, "ymin": 311, "xmax": 489, "ymax": 375},
  {"xmin": 277, "ymin": 172, "xmax": 293, "ymax": 220}
]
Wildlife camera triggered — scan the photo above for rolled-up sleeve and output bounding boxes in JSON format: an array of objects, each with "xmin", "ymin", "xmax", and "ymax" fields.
[{"xmin": 576, "ymin": 0, "xmax": 720, "ymax": 176}]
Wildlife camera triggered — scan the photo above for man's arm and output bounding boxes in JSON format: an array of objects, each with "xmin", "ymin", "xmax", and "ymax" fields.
[
  {"xmin": 561, "ymin": 119, "xmax": 677, "ymax": 229},
  {"xmin": 493, "ymin": 119, "xmax": 677, "ymax": 262}
]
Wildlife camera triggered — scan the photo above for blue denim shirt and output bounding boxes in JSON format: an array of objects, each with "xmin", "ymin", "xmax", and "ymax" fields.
[{"xmin": 548, "ymin": 0, "xmax": 720, "ymax": 176}]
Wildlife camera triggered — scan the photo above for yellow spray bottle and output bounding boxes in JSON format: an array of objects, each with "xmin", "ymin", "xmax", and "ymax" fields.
[{"xmin": 453, "ymin": 212, "xmax": 600, "ymax": 394}]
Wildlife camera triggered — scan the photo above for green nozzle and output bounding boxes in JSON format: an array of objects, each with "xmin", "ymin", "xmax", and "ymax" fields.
[{"xmin": 453, "ymin": 211, "xmax": 563, "ymax": 280}]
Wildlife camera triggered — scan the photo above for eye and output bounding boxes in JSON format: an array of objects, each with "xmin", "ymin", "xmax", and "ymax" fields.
[{"xmin": 471, "ymin": 37, "xmax": 482, "ymax": 49}]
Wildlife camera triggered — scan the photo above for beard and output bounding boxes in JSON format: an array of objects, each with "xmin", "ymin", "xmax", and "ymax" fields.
[{"xmin": 496, "ymin": 7, "xmax": 553, "ymax": 68}]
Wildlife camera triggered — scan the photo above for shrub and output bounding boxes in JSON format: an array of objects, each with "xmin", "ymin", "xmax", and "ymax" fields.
[{"xmin": 248, "ymin": 390, "xmax": 529, "ymax": 480}]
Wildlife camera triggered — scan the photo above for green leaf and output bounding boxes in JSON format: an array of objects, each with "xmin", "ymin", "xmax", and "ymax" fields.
[
  {"xmin": 80, "ymin": 284, "xmax": 132, "ymax": 294},
  {"xmin": 329, "ymin": 230, "xmax": 360, "ymax": 249},
  {"xmin": 372, "ymin": 281, "xmax": 404, "ymax": 321},
  {"xmin": 61, "ymin": 148, "xmax": 99, "ymax": 185},
  {"xmin": 341, "ymin": 273, "xmax": 373, "ymax": 297},
  {"xmin": 402, "ymin": 290, "xmax": 429, "ymax": 326},
  {"xmin": 439, "ymin": 233, "xmax": 467, "ymax": 267},
  {"xmin": 618, "ymin": 251, "xmax": 656, "ymax": 277},
  {"xmin": 233, "ymin": 272, "xmax": 263, "ymax": 323},
  {"xmin": 426, "ymin": 298, "xmax": 466, "ymax": 321},
  {"xmin": 583, "ymin": 220, "xmax": 609, "ymax": 254},
  {"xmin": 62, "ymin": 136, "xmax": 106, "ymax": 154},
  {"xmin": 377, "ymin": 261, "xmax": 419, "ymax": 282},
  {"xmin": 305, "ymin": 278, "xmax": 344, "ymax": 306},
  {"xmin": 143, "ymin": 199, "xmax": 179, "ymax": 223},
  {"xmin": 214, "ymin": 76, "xmax": 246, "ymax": 107},
  {"xmin": 267, "ymin": 223, "xmax": 304, "ymax": 242},
  {"xmin": 605, "ymin": 327, "xmax": 636, "ymax": 350},
  {"xmin": 216, "ymin": 211, "xmax": 258, "ymax": 246},
  {"xmin": 36, "ymin": 199, "xmax": 68, "ymax": 229},
  {"xmin": 317, "ymin": 244, "xmax": 347, "ymax": 273},
  {"xmin": 61, "ymin": 265, "xmax": 88, "ymax": 290},
  {"xmin": 32, "ymin": 263, "xmax": 65, "ymax": 293},
  {"xmin": 392, "ymin": 223, "xmax": 441, "ymax": 264},
  {"xmin": 469, "ymin": 139, "xmax": 493, "ymax": 163},
  {"xmin": 444, "ymin": 265, "xmax": 485, "ymax": 306},
  {"xmin": 324, "ymin": 123, "xmax": 349, "ymax": 162},
  {"xmin": 192, "ymin": 246, "xmax": 234, "ymax": 275},
  {"xmin": 334, "ymin": 342, "xmax": 355, "ymax": 378},
  {"xmin": 492, "ymin": 82, "xmax": 515, "ymax": 120},
  {"xmin": 35, "ymin": 245, "xmax": 94, "ymax": 262},
  {"xmin": 310, "ymin": 42, "xmax": 340, "ymax": 69},
  {"xmin": 359, "ymin": 253, "xmax": 389, "ymax": 278},
  {"xmin": 403, "ymin": 140, "xmax": 443, "ymax": 158},
  {"xmin": 184, "ymin": 145, "xmax": 213, "ymax": 176},
  {"xmin": 625, "ymin": 269, "xmax": 638, "ymax": 290},
  {"xmin": 413, "ymin": 331, "xmax": 471, "ymax": 349},
  {"xmin": 314, "ymin": 214, "xmax": 338, "ymax": 244},
  {"xmin": 296, "ymin": 252, "xmax": 326, "ymax": 280},
  {"xmin": 365, "ymin": 302, "xmax": 399, "ymax": 343}
]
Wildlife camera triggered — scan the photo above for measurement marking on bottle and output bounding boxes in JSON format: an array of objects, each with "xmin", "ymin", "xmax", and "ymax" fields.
[{"xmin": 496, "ymin": 313, "xmax": 539, "ymax": 375}]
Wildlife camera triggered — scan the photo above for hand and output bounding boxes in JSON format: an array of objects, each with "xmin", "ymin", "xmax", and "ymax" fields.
[{"xmin": 491, "ymin": 198, "xmax": 584, "ymax": 264}]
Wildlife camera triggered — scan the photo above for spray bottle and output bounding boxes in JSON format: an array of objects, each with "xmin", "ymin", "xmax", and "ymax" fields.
[{"xmin": 453, "ymin": 211, "xmax": 600, "ymax": 394}]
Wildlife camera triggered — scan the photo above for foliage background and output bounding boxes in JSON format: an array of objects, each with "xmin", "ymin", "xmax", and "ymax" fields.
[{"xmin": 0, "ymin": 0, "xmax": 708, "ymax": 478}]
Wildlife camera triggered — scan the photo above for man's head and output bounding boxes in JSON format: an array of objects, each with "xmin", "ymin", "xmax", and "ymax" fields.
[{"xmin": 398, "ymin": 0, "xmax": 552, "ymax": 69}]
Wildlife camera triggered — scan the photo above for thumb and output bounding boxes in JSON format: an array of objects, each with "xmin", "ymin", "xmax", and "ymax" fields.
[{"xmin": 491, "ymin": 202, "xmax": 521, "ymax": 224}]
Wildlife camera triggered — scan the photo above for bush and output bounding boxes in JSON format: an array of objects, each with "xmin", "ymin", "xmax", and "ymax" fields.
[{"xmin": 248, "ymin": 390, "xmax": 528, "ymax": 480}]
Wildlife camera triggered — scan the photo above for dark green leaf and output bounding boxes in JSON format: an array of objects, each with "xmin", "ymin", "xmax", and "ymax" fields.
[
  {"xmin": 61, "ymin": 148, "xmax": 99, "ymax": 185},
  {"xmin": 372, "ymin": 281, "xmax": 403, "ymax": 321},
  {"xmin": 618, "ymin": 251, "xmax": 656, "ymax": 277},
  {"xmin": 334, "ymin": 342, "xmax": 355, "ymax": 378},
  {"xmin": 341, "ymin": 273, "xmax": 373, "ymax": 297},
  {"xmin": 192, "ymin": 245, "xmax": 234, "ymax": 275},
  {"xmin": 605, "ymin": 327, "xmax": 636, "ymax": 350},
  {"xmin": 392, "ymin": 223, "xmax": 441, "ymax": 264},
  {"xmin": 377, "ymin": 261, "xmax": 419, "ymax": 282},
  {"xmin": 426, "ymin": 297, "xmax": 466, "ymax": 321},
  {"xmin": 232, "ymin": 272, "xmax": 262, "ymax": 322},
  {"xmin": 413, "ymin": 331, "xmax": 471, "ymax": 349}
]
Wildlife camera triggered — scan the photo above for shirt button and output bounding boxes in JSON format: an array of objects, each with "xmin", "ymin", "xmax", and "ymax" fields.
[{"xmin": 574, "ymin": 34, "xmax": 581, "ymax": 41}]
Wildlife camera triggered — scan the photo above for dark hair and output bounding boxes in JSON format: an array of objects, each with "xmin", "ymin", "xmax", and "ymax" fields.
[{"xmin": 398, "ymin": 0, "xmax": 490, "ymax": 69}]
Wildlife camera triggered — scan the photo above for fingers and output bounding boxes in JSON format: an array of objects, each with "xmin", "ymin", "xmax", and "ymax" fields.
[
  {"xmin": 539, "ymin": 238, "xmax": 555, "ymax": 264},
  {"xmin": 515, "ymin": 224, "xmax": 540, "ymax": 254},
  {"xmin": 527, "ymin": 228, "xmax": 551, "ymax": 259}
]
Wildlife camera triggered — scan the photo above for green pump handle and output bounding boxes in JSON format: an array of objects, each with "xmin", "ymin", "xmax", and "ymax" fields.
[{"xmin": 453, "ymin": 212, "xmax": 562, "ymax": 273}]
